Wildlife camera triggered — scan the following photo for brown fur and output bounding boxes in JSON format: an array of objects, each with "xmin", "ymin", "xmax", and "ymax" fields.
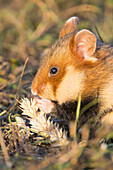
[{"xmin": 32, "ymin": 17, "xmax": 113, "ymax": 132}]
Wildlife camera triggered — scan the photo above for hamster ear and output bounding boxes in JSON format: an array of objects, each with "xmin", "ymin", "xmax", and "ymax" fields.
[
  {"xmin": 59, "ymin": 17, "xmax": 79, "ymax": 38},
  {"xmin": 72, "ymin": 29, "xmax": 97, "ymax": 62}
]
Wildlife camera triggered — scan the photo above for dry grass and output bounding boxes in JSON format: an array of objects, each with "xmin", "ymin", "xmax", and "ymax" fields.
[{"xmin": 0, "ymin": 0, "xmax": 113, "ymax": 169}]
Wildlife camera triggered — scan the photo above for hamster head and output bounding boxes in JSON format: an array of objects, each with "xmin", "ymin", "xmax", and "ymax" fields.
[{"xmin": 31, "ymin": 17, "xmax": 98, "ymax": 105}]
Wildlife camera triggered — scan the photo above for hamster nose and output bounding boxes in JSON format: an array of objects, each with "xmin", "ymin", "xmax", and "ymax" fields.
[{"xmin": 31, "ymin": 88, "xmax": 38, "ymax": 96}]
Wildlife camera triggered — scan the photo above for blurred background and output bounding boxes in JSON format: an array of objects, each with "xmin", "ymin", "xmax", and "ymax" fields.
[{"xmin": 0, "ymin": 0, "xmax": 113, "ymax": 113}]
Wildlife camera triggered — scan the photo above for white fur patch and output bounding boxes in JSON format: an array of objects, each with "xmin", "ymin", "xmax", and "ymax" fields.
[{"xmin": 56, "ymin": 66, "xmax": 84, "ymax": 104}]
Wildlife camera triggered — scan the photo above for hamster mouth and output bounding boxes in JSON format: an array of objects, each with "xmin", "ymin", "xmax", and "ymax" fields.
[
  {"xmin": 34, "ymin": 95, "xmax": 42, "ymax": 99},
  {"xmin": 32, "ymin": 93, "xmax": 58, "ymax": 105},
  {"xmin": 31, "ymin": 91, "xmax": 58, "ymax": 104},
  {"xmin": 31, "ymin": 93, "xmax": 42, "ymax": 99}
]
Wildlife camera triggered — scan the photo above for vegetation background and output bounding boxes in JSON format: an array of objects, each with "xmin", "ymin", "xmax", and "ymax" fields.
[{"xmin": 0, "ymin": 0, "xmax": 113, "ymax": 169}]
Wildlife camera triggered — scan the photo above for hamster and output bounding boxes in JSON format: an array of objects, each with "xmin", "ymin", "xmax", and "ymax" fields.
[{"xmin": 31, "ymin": 16, "xmax": 113, "ymax": 133}]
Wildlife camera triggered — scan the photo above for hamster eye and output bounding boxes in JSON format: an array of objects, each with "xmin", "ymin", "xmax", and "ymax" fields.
[{"xmin": 50, "ymin": 67, "xmax": 58, "ymax": 75}]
